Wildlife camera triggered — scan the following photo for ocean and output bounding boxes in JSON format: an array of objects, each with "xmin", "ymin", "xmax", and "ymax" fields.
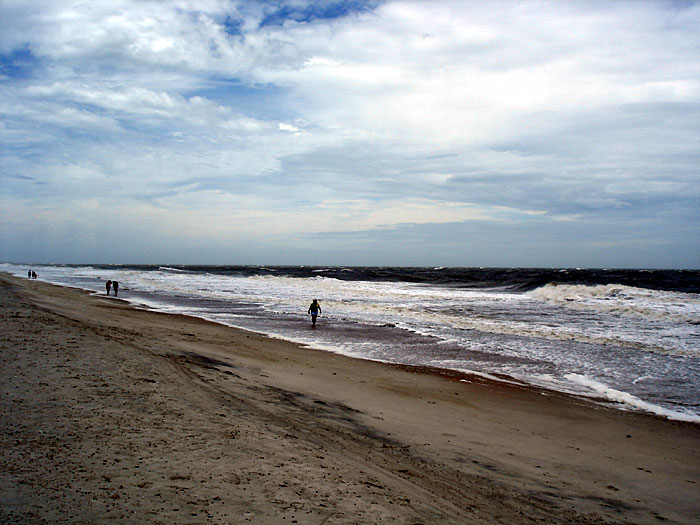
[{"xmin": 4, "ymin": 263, "xmax": 699, "ymax": 422}]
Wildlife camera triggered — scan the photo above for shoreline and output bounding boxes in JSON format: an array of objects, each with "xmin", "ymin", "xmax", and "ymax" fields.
[
  {"xmin": 10, "ymin": 271, "xmax": 657, "ymax": 419},
  {"xmin": 2, "ymin": 273, "xmax": 699, "ymax": 523},
  {"xmin": 4, "ymin": 265, "xmax": 700, "ymax": 424},
  {"xmin": 11, "ymin": 268, "xmax": 698, "ymax": 424}
]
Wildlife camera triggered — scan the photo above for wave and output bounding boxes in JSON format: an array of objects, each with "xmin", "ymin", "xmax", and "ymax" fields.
[
  {"xmin": 528, "ymin": 283, "xmax": 700, "ymax": 324},
  {"xmin": 564, "ymin": 374, "xmax": 700, "ymax": 423}
]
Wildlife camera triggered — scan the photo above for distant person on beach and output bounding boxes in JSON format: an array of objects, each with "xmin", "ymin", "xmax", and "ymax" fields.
[
  {"xmin": 28, "ymin": 270, "xmax": 31, "ymax": 279},
  {"xmin": 106, "ymin": 280, "xmax": 112, "ymax": 295},
  {"xmin": 31, "ymin": 271, "xmax": 37, "ymax": 279},
  {"xmin": 112, "ymin": 281, "xmax": 119, "ymax": 296},
  {"xmin": 308, "ymin": 299, "xmax": 321, "ymax": 327}
]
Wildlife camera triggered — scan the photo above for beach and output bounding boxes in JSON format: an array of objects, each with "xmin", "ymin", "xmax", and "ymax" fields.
[{"xmin": 1, "ymin": 273, "xmax": 698, "ymax": 523}]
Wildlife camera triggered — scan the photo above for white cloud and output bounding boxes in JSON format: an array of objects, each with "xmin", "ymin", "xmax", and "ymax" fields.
[
  {"xmin": 278, "ymin": 122, "xmax": 301, "ymax": 134},
  {"xmin": 254, "ymin": 1, "xmax": 700, "ymax": 147}
]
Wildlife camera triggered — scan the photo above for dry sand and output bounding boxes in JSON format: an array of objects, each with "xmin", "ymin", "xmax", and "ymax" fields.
[{"xmin": 1, "ymin": 273, "xmax": 698, "ymax": 524}]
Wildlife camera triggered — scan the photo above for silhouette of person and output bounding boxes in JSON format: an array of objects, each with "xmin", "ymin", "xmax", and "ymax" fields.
[
  {"xmin": 308, "ymin": 299, "xmax": 321, "ymax": 327},
  {"xmin": 106, "ymin": 280, "xmax": 112, "ymax": 295},
  {"xmin": 112, "ymin": 281, "xmax": 119, "ymax": 296},
  {"xmin": 31, "ymin": 271, "xmax": 37, "ymax": 279},
  {"xmin": 28, "ymin": 270, "xmax": 31, "ymax": 279}
]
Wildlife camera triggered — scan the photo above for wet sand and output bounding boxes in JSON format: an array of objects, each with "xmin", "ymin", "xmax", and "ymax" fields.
[{"xmin": 1, "ymin": 273, "xmax": 698, "ymax": 523}]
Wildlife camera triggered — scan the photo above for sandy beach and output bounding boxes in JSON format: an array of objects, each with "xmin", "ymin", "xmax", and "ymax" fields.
[{"xmin": 1, "ymin": 273, "xmax": 698, "ymax": 523}]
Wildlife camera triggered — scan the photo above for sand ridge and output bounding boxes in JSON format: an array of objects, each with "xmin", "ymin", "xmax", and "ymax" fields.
[{"xmin": 1, "ymin": 273, "xmax": 698, "ymax": 523}]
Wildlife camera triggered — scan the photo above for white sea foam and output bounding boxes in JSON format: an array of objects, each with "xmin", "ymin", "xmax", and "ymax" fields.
[
  {"xmin": 529, "ymin": 283, "xmax": 700, "ymax": 324},
  {"xmin": 632, "ymin": 375, "xmax": 653, "ymax": 384},
  {"xmin": 564, "ymin": 374, "xmax": 700, "ymax": 423},
  {"xmin": 158, "ymin": 266, "xmax": 186, "ymax": 272}
]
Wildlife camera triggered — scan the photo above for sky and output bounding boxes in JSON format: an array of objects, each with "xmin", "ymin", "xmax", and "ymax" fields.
[{"xmin": 1, "ymin": 0, "xmax": 699, "ymax": 268}]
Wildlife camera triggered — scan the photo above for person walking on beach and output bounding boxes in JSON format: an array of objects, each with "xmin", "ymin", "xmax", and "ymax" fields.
[
  {"xmin": 106, "ymin": 280, "xmax": 112, "ymax": 295},
  {"xmin": 308, "ymin": 299, "xmax": 321, "ymax": 327},
  {"xmin": 112, "ymin": 280, "xmax": 119, "ymax": 296}
]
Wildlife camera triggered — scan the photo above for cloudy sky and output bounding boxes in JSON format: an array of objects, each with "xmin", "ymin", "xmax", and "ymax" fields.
[{"xmin": 1, "ymin": 0, "xmax": 698, "ymax": 268}]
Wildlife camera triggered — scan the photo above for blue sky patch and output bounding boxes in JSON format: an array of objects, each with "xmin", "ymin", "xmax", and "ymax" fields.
[
  {"xmin": 259, "ymin": 0, "xmax": 380, "ymax": 27},
  {"xmin": 0, "ymin": 46, "xmax": 37, "ymax": 80}
]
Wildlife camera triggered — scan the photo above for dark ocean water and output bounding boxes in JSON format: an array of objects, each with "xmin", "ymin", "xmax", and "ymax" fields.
[{"xmin": 81, "ymin": 265, "xmax": 700, "ymax": 293}]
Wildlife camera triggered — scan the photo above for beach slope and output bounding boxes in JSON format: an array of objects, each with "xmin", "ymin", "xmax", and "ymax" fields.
[{"xmin": 1, "ymin": 274, "xmax": 698, "ymax": 523}]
